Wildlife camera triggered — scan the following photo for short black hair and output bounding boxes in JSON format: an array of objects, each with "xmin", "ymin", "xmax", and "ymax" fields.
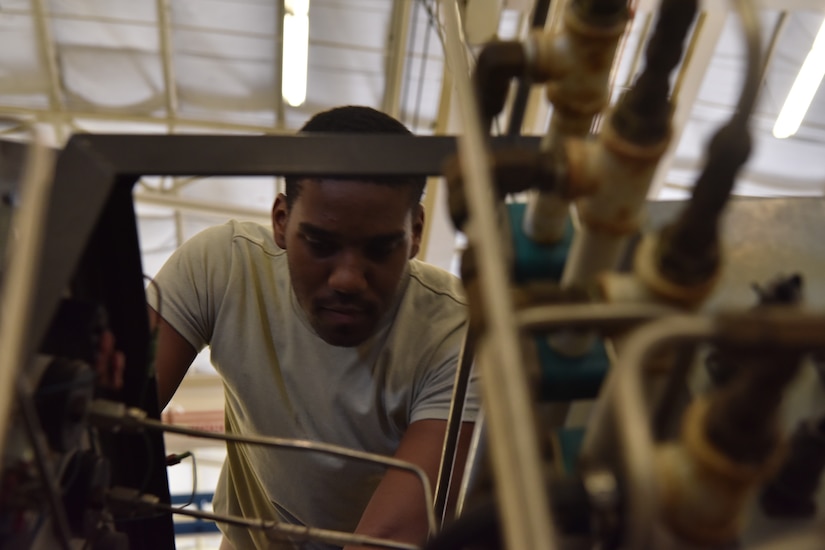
[{"xmin": 284, "ymin": 106, "xmax": 426, "ymax": 210}]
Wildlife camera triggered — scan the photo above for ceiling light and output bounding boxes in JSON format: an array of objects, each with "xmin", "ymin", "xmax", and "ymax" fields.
[
  {"xmin": 282, "ymin": 0, "xmax": 310, "ymax": 107},
  {"xmin": 773, "ymin": 17, "xmax": 825, "ymax": 139}
]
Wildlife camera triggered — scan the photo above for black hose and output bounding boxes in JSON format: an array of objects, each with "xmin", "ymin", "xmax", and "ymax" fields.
[
  {"xmin": 611, "ymin": 0, "xmax": 699, "ymax": 145},
  {"xmin": 507, "ymin": 0, "xmax": 552, "ymax": 136},
  {"xmin": 571, "ymin": 0, "xmax": 630, "ymax": 27},
  {"xmin": 656, "ymin": 120, "xmax": 752, "ymax": 284},
  {"xmin": 761, "ymin": 415, "xmax": 825, "ymax": 518},
  {"xmin": 474, "ymin": 42, "xmax": 527, "ymax": 132}
]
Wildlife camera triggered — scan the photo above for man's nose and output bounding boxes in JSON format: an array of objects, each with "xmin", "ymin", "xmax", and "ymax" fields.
[{"xmin": 328, "ymin": 251, "xmax": 368, "ymax": 295}]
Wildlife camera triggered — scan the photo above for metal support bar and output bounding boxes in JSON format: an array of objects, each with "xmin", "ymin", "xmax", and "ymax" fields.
[
  {"xmin": 442, "ymin": 2, "xmax": 560, "ymax": 549},
  {"xmin": 156, "ymin": 0, "xmax": 179, "ymax": 127},
  {"xmin": 383, "ymin": 0, "xmax": 414, "ymax": 118},
  {"xmin": 30, "ymin": 0, "xmax": 67, "ymax": 144},
  {"xmin": 433, "ymin": 328, "xmax": 475, "ymax": 525},
  {"xmin": 56, "ymin": 133, "xmax": 541, "ymax": 177},
  {"xmin": 0, "ymin": 128, "xmax": 54, "ymax": 464},
  {"xmin": 275, "ymin": 0, "xmax": 286, "ymax": 126}
]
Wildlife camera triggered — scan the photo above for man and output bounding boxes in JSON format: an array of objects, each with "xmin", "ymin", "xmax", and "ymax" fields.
[{"xmin": 147, "ymin": 106, "xmax": 478, "ymax": 549}]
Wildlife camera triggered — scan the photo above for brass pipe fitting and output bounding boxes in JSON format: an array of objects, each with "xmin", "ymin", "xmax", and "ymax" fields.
[
  {"xmin": 656, "ymin": 398, "xmax": 786, "ymax": 545},
  {"xmin": 531, "ymin": 5, "xmax": 629, "ymax": 128}
]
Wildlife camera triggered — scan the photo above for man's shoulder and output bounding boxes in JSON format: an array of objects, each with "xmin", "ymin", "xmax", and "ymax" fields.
[
  {"xmin": 407, "ymin": 259, "xmax": 467, "ymax": 308},
  {"xmin": 188, "ymin": 220, "xmax": 284, "ymax": 258}
]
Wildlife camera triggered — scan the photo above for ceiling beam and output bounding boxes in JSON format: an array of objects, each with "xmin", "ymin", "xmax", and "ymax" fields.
[
  {"xmin": 756, "ymin": 0, "xmax": 825, "ymax": 11},
  {"xmin": 156, "ymin": 0, "xmax": 179, "ymax": 131},
  {"xmin": 0, "ymin": 106, "xmax": 295, "ymax": 136},
  {"xmin": 134, "ymin": 189, "xmax": 271, "ymax": 223},
  {"xmin": 639, "ymin": 0, "xmax": 824, "ymax": 15},
  {"xmin": 30, "ymin": 0, "xmax": 67, "ymax": 144},
  {"xmin": 274, "ymin": 0, "xmax": 286, "ymax": 128},
  {"xmin": 382, "ymin": 0, "xmax": 413, "ymax": 118}
]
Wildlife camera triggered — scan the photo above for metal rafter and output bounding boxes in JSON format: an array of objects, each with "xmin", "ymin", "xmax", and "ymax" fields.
[
  {"xmin": 30, "ymin": 0, "xmax": 67, "ymax": 144},
  {"xmin": 0, "ymin": 105, "xmax": 295, "ymax": 134},
  {"xmin": 275, "ymin": 0, "xmax": 286, "ymax": 127},
  {"xmin": 134, "ymin": 189, "xmax": 271, "ymax": 223},
  {"xmin": 156, "ymin": 0, "xmax": 179, "ymax": 129},
  {"xmin": 382, "ymin": 0, "xmax": 414, "ymax": 118}
]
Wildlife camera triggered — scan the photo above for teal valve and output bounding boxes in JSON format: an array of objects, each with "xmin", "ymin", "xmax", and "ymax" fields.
[
  {"xmin": 507, "ymin": 202, "xmax": 574, "ymax": 283},
  {"xmin": 535, "ymin": 334, "xmax": 610, "ymax": 401}
]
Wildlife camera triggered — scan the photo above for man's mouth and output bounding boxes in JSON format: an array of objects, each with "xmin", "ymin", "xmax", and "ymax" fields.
[{"xmin": 318, "ymin": 305, "xmax": 368, "ymax": 324}]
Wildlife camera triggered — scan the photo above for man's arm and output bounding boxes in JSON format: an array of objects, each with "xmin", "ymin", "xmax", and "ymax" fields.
[
  {"xmin": 344, "ymin": 419, "xmax": 475, "ymax": 549},
  {"xmin": 149, "ymin": 306, "xmax": 198, "ymax": 409}
]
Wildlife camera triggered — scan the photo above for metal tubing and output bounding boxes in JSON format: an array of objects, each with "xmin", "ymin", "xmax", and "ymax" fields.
[
  {"xmin": 433, "ymin": 328, "xmax": 476, "ymax": 526},
  {"xmin": 133, "ymin": 416, "xmax": 438, "ymax": 535},
  {"xmin": 595, "ymin": 316, "xmax": 716, "ymax": 548},
  {"xmin": 523, "ymin": 0, "xmax": 629, "ymax": 244},
  {"xmin": 454, "ymin": 410, "xmax": 486, "ymax": 519},
  {"xmin": 107, "ymin": 492, "xmax": 419, "ymax": 550},
  {"xmin": 560, "ymin": 122, "xmax": 670, "ymax": 291},
  {"xmin": 442, "ymin": 2, "xmax": 560, "ymax": 549},
  {"xmin": 589, "ymin": 311, "xmax": 825, "ymax": 548},
  {"xmin": 0, "ymin": 126, "xmax": 54, "ymax": 460},
  {"xmin": 516, "ymin": 302, "xmax": 676, "ymax": 333}
]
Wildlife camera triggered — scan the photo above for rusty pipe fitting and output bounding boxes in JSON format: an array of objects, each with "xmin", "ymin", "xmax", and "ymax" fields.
[
  {"xmin": 560, "ymin": 119, "xmax": 671, "ymax": 290},
  {"xmin": 656, "ymin": 398, "xmax": 787, "ymax": 545},
  {"xmin": 443, "ymin": 148, "xmax": 562, "ymax": 232},
  {"xmin": 530, "ymin": 3, "xmax": 628, "ymax": 135}
]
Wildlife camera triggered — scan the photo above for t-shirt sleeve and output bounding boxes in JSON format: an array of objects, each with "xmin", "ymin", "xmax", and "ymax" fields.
[
  {"xmin": 145, "ymin": 223, "xmax": 233, "ymax": 352},
  {"xmin": 409, "ymin": 321, "xmax": 480, "ymax": 424}
]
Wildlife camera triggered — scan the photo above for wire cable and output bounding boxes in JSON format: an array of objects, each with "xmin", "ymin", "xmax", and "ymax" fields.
[
  {"xmin": 166, "ymin": 451, "xmax": 197, "ymax": 511},
  {"xmin": 16, "ymin": 379, "xmax": 73, "ymax": 550}
]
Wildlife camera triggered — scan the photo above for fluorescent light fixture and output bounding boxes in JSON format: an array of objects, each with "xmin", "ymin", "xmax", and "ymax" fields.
[
  {"xmin": 773, "ymin": 17, "xmax": 825, "ymax": 139},
  {"xmin": 282, "ymin": 0, "xmax": 310, "ymax": 107}
]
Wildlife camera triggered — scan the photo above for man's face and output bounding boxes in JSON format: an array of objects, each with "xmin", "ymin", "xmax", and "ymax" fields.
[{"xmin": 273, "ymin": 179, "xmax": 424, "ymax": 347}]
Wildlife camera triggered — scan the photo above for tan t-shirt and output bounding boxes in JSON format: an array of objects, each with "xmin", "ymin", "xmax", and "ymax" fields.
[{"xmin": 148, "ymin": 220, "xmax": 477, "ymax": 549}]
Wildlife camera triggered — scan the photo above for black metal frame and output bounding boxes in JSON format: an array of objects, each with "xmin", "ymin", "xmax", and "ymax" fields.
[{"xmin": 24, "ymin": 132, "xmax": 540, "ymax": 548}]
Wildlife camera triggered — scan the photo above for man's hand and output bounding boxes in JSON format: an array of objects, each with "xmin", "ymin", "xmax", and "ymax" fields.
[
  {"xmin": 95, "ymin": 329, "xmax": 125, "ymax": 391},
  {"xmin": 344, "ymin": 420, "xmax": 475, "ymax": 550}
]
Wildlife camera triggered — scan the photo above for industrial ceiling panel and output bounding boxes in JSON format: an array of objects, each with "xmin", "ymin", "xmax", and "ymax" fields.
[
  {"xmin": 0, "ymin": 12, "xmax": 49, "ymax": 108},
  {"xmin": 171, "ymin": 0, "xmax": 276, "ymax": 35},
  {"xmin": 46, "ymin": 0, "xmax": 157, "ymax": 23}
]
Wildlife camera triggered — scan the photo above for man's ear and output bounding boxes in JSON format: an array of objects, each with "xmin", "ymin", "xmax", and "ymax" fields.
[
  {"xmin": 272, "ymin": 193, "xmax": 289, "ymax": 249},
  {"xmin": 409, "ymin": 204, "xmax": 425, "ymax": 259}
]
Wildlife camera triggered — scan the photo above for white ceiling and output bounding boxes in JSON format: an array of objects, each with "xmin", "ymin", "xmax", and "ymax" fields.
[{"xmin": 1, "ymin": 0, "xmax": 824, "ymax": 276}]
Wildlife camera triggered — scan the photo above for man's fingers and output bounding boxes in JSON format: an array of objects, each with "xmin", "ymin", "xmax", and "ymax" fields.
[
  {"xmin": 95, "ymin": 330, "xmax": 125, "ymax": 391},
  {"xmin": 112, "ymin": 351, "xmax": 126, "ymax": 390}
]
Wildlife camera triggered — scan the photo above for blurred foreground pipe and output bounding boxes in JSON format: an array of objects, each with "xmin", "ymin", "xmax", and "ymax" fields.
[
  {"xmin": 639, "ymin": 0, "xmax": 762, "ymax": 303},
  {"xmin": 523, "ymin": 0, "xmax": 629, "ymax": 244},
  {"xmin": 584, "ymin": 310, "xmax": 825, "ymax": 547},
  {"xmin": 442, "ymin": 2, "xmax": 560, "ymax": 548}
]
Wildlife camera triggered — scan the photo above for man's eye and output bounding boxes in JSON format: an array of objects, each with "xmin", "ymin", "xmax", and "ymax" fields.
[
  {"xmin": 304, "ymin": 237, "xmax": 337, "ymax": 256},
  {"xmin": 366, "ymin": 243, "xmax": 398, "ymax": 261}
]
